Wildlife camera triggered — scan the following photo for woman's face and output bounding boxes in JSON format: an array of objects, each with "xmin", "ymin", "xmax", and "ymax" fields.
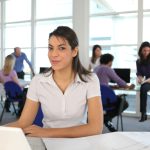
[
  {"xmin": 48, "ymin": 36, "xmax": 78, "ymax": 71},
  {"xmin": 95, "ymin": 47, "xmax": 101, "ymax": 58},
  {"xmin": 142, "ymin": 46, "xmax": 150, "ymax": 58}
]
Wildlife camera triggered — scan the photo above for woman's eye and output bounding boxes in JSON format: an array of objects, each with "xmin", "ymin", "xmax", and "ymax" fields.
[
  {"xmin": 59, "ymin": 47, "xmax": 65, "ymax": 50},
  {"xmin": 48, "ymin": 47, "xmax": 53, "ymax": 51}
]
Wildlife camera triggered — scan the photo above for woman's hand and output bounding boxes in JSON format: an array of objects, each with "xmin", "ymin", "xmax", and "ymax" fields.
[
  {"xmin": 142, "ymin": 78, "xmax": 150, "ymax": 84},
  {"xmin": 128, "ymin": 84, "xmax": 135, "ymax": 89},
  {"xmin": 137, "ymin": 76, "xmax": 145, "ymax": 84},
  {"xmin": 23, "ymin": 125, "xmax": 49, "ymax": 137}
]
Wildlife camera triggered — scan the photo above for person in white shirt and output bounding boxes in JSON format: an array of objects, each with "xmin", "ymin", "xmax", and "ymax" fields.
[
  {"xmin": 89, "ymin": 44, "xmax": 102, "ymax": 71},
  {"xmin": 6, "ymin": 26, "xmax": 103, "ymax": 138}
]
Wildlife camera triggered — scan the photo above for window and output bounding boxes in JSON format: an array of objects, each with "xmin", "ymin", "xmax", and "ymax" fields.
[
  {"xmin": 5, "ymin": 0, "xmax": 31, "ymax": 22},
  {"xmin": 35, "ymin": 48, "xmax": 50, "ymax": 73},
  {"xmin": 90, "ymin": 0, "xmax": 137, "ymax": 14},
  {"xmin": 143, "ymin": 12, "xmax": 150, "ymax": 41},
  {"xmin": 143, "ymin": 0, "xmax": 150, "ymax": 10},
  {"xmin": 36, "ymin": 20, "xmax": 72, "ymax": 47},
  {"xmin": 5, "ymin": 23, "xmax": 31, "ymax": 48},
  {"xmin": 36, "ymin": 0, "xmax": 72, "ymax": 19},
  {"xmin": 90, "ymin": 13, "xmax": 137, "ymax": 45}
]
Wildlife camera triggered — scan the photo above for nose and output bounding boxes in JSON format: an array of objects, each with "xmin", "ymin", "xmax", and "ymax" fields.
[{"xmin": 51, "ymin": 49, "xmax": 59, "ymax": 57}]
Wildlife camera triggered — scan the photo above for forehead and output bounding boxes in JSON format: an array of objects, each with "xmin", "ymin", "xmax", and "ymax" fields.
[
  {"xmin": 95, "ymin": 47, "xmax": 101, "ymax": 51},
  {"xmin": 142, "ymin": 47, "xmax": 150, "ymax": 51},
  {"xmin": 49, "ymin": 36, "xmax": 68, "ymax": 45}
]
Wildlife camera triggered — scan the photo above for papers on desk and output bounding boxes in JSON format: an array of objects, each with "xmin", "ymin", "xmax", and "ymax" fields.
[
  {"xmin": 43, "ymin": 137, "xmax": 94, "ymax": 150},
  {"xmin": 42, "ymin": 132, "xmax": 150, "ymax": 150}
]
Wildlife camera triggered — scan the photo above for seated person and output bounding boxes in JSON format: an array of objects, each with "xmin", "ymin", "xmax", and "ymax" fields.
[
  {"xmin": 94, "ymin": 53, "xmax": 134, "ymax": 132},
  {"xmin": 0, "ymin": 55, "xmax": 25, "ymax": 116}
]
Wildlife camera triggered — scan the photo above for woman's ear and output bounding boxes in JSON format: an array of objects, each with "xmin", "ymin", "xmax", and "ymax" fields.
[{"xmin": 72, "ymin": 47, "xmax": 78, "ymax": 57}]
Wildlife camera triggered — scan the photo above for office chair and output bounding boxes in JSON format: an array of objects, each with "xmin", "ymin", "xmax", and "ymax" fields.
[
  {"xmin": 33, "ymin": 104, "xmax": 43, "ymax": 127},
  {"xmin": 0, "ymin": 81, "xmax": 23, "ymax": 122},
  {"xmin": 0, "ymin": 83, "xmax": 5, "ymax": 109},
  {"xmin": 100, "ymin": 84, "xmax": 126, "ymax": 131}
]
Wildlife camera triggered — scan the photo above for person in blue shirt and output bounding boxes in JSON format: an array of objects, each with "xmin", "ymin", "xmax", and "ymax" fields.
[{"xmin": 12, "ymin": 47, "xmax": 35, "ymax": 79}]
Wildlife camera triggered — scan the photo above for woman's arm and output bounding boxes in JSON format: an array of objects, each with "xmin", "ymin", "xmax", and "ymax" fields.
[
  {"xmin": 108, "ymin": 69, "xmax": 126, "ymax": 87},
  {"xmin": 23, "ymin": 96, "xmax": 103, "ymax": 138},
  {"xmin": 5, "ymin": 99, "xmax": 39, "ymax": 128}
]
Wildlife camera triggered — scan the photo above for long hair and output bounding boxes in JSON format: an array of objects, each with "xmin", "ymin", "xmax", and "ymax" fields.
[
  {"xmin": 48, "ymin": 26, "xmax": 91, "ymax": 82},
  {"xmin": 3, "ymin": 55, "xmax": 16, "ymax": 75},
  {"xmin": 138, "ymin": 41, "xmax": 150, "ymax": 65},
  {"xmin": 91, "ymin": 44, "xmax": 102, "ymax": 63}
]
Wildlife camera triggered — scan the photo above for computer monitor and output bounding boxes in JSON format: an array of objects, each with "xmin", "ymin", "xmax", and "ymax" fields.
[
  {"xmin": 39, "ymin": 67, "xmax": 49, "ymax": 73},
  {"xmin": 113, "ymin": 68, "xmax": 131, "ymax": 83}
]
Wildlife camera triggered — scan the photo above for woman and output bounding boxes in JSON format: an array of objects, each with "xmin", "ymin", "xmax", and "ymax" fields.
[
  {"xmin": 6, "ymin": 26, "xmax": 103, "ymax": 138},
  {"xmin": 89, "ymin": 44, "xmax": 102, "ymax": 71},
  {"xmin": 0, "ymin": 54, "xmax": 22, "ymax": 112},
  {"xmin": 136, "ymin": 41, "xmax": 150, "ymax": 122}
]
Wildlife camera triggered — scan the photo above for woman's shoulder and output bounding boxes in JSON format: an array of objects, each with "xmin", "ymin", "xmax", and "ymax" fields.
[
  {"xmin": 82, "ymin": 72, "xmax": 99, "ymax": 83},
  {"xmin": 31, "ymin": 71, "xmax": 51, "ymax": 82},
  {"xmin": 32, "ymin": 73, "xmax": 46, "ymax": 80}
]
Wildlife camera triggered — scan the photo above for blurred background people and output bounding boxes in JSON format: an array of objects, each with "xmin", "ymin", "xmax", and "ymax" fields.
[
  {"xmin": 0, "ymin": 55, "xmax": 23, "ymax": 113},
  {"xmin": 94, "ymin": 53, "xmax": 134, "ymax": 132},
  {"xmin": 136, "ymin": 41, "xmax": 150, "ymax": 122},
  {"xmin": 94, "ymin": 53, "xmax": 134, "ymax": 89},
  {"xmin": 12, "ymin": 47, "xmax": 35, "ymax": 79},
  {"xmin": 89, "ymin": 44, "xmax": 102, "ymax": 71}
]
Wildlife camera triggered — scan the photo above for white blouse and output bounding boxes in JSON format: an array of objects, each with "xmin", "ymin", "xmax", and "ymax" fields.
[
  {"xmin": 27, "ymin": 72, "xmax": 101, "ymax": 128},
  {"xmin": 89, "ymin": 57, "xmax": 100, "ymax": 71}
]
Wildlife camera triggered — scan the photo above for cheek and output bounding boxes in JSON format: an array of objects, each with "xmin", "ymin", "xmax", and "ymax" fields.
[
  {"xmin": 63, "ymin": 54, "xmax": 73, "ymax": 63},
  {"xmin": 48, "ymin": 51, "xmax": 51, "ymax": 60}
]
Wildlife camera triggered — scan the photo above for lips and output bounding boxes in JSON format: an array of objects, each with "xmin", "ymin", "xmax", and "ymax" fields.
[{"xmin": 51, "ymin": 60, "xmax": 60, "ymax": 65}]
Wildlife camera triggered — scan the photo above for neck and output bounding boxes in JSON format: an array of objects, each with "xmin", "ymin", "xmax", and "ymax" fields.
[
  {"xmin": 53, "ymin": 69, "xmax": 75, "ymax": 83},
  {"xmin": 53, "ymin": 69, "xmax": 75, "ymax": 93}
]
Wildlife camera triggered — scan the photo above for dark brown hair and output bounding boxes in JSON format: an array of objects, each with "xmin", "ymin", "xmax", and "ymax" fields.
[
  {"xmin": 138, "ymin": 41, "xmax": 150, "ymax": 65},
  {"xmin": 91, "ymin": 45, "xmax": 102, "ymax": 63}
]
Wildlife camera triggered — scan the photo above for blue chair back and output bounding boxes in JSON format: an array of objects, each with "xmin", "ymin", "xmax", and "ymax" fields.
[
  {"xmin": 4, "ymin": 81, "xmax": 23, "ymax": 101},
  {"xmin": 100, "ymin": 84, "xmax": 117, "ymax": 111},
  {"xmin": 33, "ymin": 105, "xmax": 43, "ymax": 127}
]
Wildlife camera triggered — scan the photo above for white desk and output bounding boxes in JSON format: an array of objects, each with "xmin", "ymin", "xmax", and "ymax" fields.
[
  {"xmin": 27, "ymin": 132, "xmax": 150, "ymax": 150},
  {"xmin": 27, "ymin": 137, "xmax": 46, "ymax": 150},
  {"xmin": 18, "ymin": 79, "xmax": 30, "ymax": 87}
]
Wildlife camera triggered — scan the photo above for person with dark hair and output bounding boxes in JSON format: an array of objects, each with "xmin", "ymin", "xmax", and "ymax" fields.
[
  {"xmin": 94, "ymin": 53, "xmax": 134, "ymax": 132},
  {"xmin": 12, "ymin": 47, "xmax": 35, "ymax": 79},
  {"xmin": 6, "ymin": 26, "xmax": 103, "ymax": 138},
  {"xmin": 89, "ymin": 44, "xmax": 102, "ymax": 71},
  {"xmin": 95, "ymin": 53, "xmax": 134, "ymax": 89},
  {"xmin": 136, "ymin": 41, "xmax": 150, "ymax": 122}
]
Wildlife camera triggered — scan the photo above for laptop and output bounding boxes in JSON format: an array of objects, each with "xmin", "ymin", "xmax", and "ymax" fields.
[
  {"xmin": 39, "ymin": 67, "xmax": 49, "ymax": 73},
  {"xmin": 0, "ymin": 127, "xmax": 31, "ymax": 150},
  {"xmin": 113, "ymin": 68, "xmax": 131, "ymax": 83}
]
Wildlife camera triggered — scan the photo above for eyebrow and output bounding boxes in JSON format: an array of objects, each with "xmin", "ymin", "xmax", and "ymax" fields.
[{"xmin": 48, "ymin": 44, "xmax": 66, "ymax": 47}]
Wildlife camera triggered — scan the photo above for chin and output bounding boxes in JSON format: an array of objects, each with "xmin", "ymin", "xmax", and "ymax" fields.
[{"xmin": 51, "ymin": 66, "xmax": 61, "ymax": 71}]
